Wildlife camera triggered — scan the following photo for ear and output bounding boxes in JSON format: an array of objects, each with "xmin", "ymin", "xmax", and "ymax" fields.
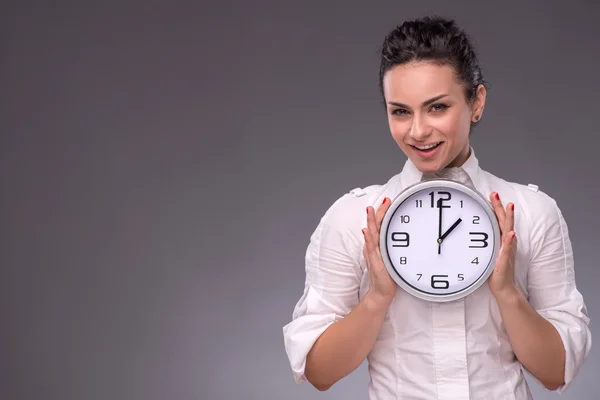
[{"xmin": 471, "ymin": 84, "xmax": 487, "ymax": 123}]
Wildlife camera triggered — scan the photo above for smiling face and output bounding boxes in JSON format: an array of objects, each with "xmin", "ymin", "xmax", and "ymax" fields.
[{"xmin": 382, "ymin": 61, "xmax": 486, "ymax": 173}]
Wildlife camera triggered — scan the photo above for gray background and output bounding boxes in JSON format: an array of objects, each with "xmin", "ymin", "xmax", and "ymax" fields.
[{"xmin": 1, "ymin": 1, "xmax": 598, "ymax": 399}]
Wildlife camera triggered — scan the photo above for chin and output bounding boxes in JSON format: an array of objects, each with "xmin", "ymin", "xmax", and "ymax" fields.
[{"xmin": 409, "ymin": 156, "xmax": 447, "ymax": 174}]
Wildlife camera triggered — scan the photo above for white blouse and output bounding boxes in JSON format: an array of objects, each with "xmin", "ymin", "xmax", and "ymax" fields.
[{"xmin": 282, "ymin": 148, "xmax": 591, "ymax": 400}]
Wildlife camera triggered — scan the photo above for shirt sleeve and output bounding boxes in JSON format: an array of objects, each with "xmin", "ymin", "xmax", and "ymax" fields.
[
  {"xmin": 525, "ymin": 193, "xmax": 592, "ymax": 393},
  {"xmin": 282, "ymin": 192, "xmax": 365, "ymax": 384}
]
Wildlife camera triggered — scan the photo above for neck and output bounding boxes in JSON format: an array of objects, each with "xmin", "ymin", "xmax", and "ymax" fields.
[{"xmin": 446, "ymin": 143, "xmax": 471, "ymax": 168}]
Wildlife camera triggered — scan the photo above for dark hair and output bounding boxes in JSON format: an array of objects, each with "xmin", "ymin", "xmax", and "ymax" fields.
[{"xmin": 378, "ymin": 16, "xmax": 488, "ymax": 124}]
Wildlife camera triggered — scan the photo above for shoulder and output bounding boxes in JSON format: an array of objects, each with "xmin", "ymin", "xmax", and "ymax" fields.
[
  {"xmin": 481, "ymin": 170, "xmax": 564, "ymax": 230},
  {"xmin": 322, "ymin": 183, "xmax": 386, "ymax": 226},
  {"xmin": 307, "ymin": 183, "xmax": 385, "ymax": 263},
  {"xmin": 313, "ymin": 182, "xmax": 388, "ymax": 243},
  {"xmin": 483, "ymin": 170, "xmax": 558, "ymax": 210}
]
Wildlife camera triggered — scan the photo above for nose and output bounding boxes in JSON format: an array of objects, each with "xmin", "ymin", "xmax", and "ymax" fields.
[{"xmin": 410, "ymin": 113, "xmax": 432, "ymax": 141}]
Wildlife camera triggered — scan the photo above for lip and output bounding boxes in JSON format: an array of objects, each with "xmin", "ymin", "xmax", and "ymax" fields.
[{"xmin": 410, "ymin": 142, "xmax": 444, "ymax": 159}]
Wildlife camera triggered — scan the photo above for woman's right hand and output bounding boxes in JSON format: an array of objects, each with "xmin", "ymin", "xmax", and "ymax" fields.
[{"xmin": 362, "ymin": 197, "xmax": 397, "ymax": 306}]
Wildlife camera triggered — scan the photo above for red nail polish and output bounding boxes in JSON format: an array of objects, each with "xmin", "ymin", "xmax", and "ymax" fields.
[
  {"xmin": 362, "ymin": 228, "xmax": 366, "ymax": 235},
  {"xmin": 495, "ymin": 193, "xmax": 500, "ymax": 200},
  {"xmin": 511, "ymin": 204, "xmax": 515, "ymax": 211},
  {"xmin": 366, "ymin": 207, "xmax": 369, "ymax": 214},
  {"xmin": 382, "ymin": 198, "xmax": 387, "ymax": 204}
]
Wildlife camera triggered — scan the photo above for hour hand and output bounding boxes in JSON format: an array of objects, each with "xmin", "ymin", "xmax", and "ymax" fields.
[{"xmin": 439, "ymin": 218, "xmax": 463, "ymax": 242}]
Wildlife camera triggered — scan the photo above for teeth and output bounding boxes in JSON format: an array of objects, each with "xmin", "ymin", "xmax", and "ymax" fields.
[{"xmin": 415, "ymin": 142, "xmax": 441, "ymax": 150}]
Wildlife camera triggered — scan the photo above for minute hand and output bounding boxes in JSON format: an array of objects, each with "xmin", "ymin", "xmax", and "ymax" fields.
[{"xmin": 439, "ymin": 218, "xmax": 463, "ymax": 242}]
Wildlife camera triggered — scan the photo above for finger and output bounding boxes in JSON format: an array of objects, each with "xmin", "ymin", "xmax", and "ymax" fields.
[
  {"xmin": 375, "ymin": 197, "xmax": 392, "ymax": 230},
  {"xmin": 365, "ymin": 207, "xmax": 377, "ymax": 253},
  {"xmin": 362, "ymin": 225, "xmax": 372, "ymax": 255},
  {"xmin": 509, "ymin": 231, "xmax": 518, "ymax": 259},
  {"xmin": 362, "ymin": 226, "xmax": 380, "ymax": 270},
  {"xmin": 495, "ymin": 230, "xmax": 514, "ymax": 269},
  {"xmin": 362, "ymin": 228, "xmax": 375, "ymax": 266},
  {"xmin": 505, "ymin": 202, "xmax": 515, "ymax": 235},
  {"xmin": 489, "ymin": 192, "xmax": 506, "ymax": 230},
  {"xmin": 367, "ymin": 205, "xmax": 380, "ymax": 244},
  {"xmin": 362, "ymin": 228, "xmax": 370, "ymax": 260}
]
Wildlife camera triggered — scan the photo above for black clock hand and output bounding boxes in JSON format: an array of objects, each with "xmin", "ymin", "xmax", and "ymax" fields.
[
  {"xmin": 439, "ymin": 218, "xmax": 463, "ymax": 242},
  {"xmin": 437, "ymin": 199, "xmax": 443, "ymax": 254}
]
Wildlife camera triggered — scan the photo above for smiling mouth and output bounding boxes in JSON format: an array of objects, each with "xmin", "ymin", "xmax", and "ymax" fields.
[{"xmin": 411, "ymin": 141, "xmax": 443, "ymax": 152}]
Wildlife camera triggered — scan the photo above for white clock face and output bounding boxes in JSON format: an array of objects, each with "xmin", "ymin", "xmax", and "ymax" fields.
[{"xmin": 380, "ymin": 180, "xmax": 500, "ymax": 302}]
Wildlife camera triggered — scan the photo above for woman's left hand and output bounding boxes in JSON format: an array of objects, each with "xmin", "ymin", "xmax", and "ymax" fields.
[{"xmin": 488, "ymin": 192, "xmax": 520, "ymax": 299}]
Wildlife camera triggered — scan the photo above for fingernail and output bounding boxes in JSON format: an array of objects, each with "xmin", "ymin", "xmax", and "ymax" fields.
[
  {"xmin": 366, "ymin": 207, "xmax": 369, "ymax": 214},
  {"xmin": 362, "ymin": 228, "xmax": 366, "ymax": 235},
  {"xmin": 495, "ymin": 193, "xmax": 500, "ymax": 200},
  {"xmin": 382, "ymin": 198, "xmax": 387, "ymax": 204},
  {"xmin": 511, "ymin": 204, "xmax": 514, "ymax": 211}
]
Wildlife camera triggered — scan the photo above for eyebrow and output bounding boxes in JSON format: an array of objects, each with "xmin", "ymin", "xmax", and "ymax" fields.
[{"xmin": 387, "ymin": 94, "xmax": 450, "ymax": 109}]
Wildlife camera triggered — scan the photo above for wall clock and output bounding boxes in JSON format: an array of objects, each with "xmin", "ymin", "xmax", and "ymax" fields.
[{"xmin": 379, "ymin": 179, "xmax": 501, "ymax": 302}]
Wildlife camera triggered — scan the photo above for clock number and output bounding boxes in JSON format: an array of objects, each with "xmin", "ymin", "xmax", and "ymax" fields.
[
  {"xmin": 399, "ymin": 256, "xmax": 407, "ymax": 264},
  {"xmin": 417, "ymin": 273, "xmax": 422, "ymax": 281},
  {"xmin": 391, "ymin": 232, "xmax": 410, "ymax": 247},
  {"xmin": 460, "ymin": 200, "xmax": 463, "ymax": 208},
  {"xmin": 471, "ymin": 257, "xmax": 479, "ymax": 265},
  {"xmin": 473, "ymin": 216, "xmax": 480, "ymax": 224},
  {"xmin": 469, "ymin": 232, "xmax": 489, "ymax": 248},
  {"xmin": 415, "ymin": 199, "xmax": 423, "ymax": 208},
  {"xmin": 429, "ymin": 191, "xmax": 451, "ymax": 208},
  {"xmin": 431, "ymin": 274, "xmax": 450, "ymax": 289},
  {"xmin": 400, "ymin": 215, "xmax": 410, "ymax": 223},
  {"xmin": 458, "ymin": 274, "xmax": 464, "ymax": 281}
]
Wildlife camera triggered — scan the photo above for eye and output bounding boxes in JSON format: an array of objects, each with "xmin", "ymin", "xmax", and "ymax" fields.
[
  {"xmin": 391, "ymin": 108, "xmax": 410, "ymax": 116},
  {"xmin": 431, "ymin": 103, "xmax": 449, "ymax": 112}
]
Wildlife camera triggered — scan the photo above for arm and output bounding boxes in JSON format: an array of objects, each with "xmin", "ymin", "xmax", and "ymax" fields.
[
  {"xmin": 489, "ymin": 192, "xmax": 591, "ymax": 391},
  {"xmin": 282, "ymin": 193, "xmax": 395, "ymax": 391},
  {"xmin": 282, "ymin": 193, "xmax": 366, "ymax": 389},
  {"xmin": 494, "ymin": 286, "xmax": 567, "ymax": 390},
  {"xmin": 306, "ymin": 199, "xmax": 396, "ymax": 390},
  {"xmin": 524, "ymin": 196, "xmax": 591, "ymax": 392},
  {"xmin": 305, "ymin": 290, "xmax": 392, "ymax": 391}
]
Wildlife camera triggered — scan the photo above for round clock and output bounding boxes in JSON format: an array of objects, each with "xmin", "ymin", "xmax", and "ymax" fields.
[{"xmin": 379, "ymin": 179, "xmax": 501, "ymax": 302}]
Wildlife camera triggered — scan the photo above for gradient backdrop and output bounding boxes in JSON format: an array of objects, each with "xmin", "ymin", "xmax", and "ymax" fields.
[{"xmin": 1, "ymin": 1, "xmax": 598, "ymax": 399}]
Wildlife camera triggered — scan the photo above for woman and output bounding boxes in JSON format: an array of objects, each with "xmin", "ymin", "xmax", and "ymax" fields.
[{"xmin": 282, "ymin": 16, "xmax": 591, "ymax": 399}]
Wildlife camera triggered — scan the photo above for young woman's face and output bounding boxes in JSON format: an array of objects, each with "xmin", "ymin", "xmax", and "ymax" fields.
[{"xmin": 382, "ymin": 61, "xmax": 485, "ymax": 173}]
